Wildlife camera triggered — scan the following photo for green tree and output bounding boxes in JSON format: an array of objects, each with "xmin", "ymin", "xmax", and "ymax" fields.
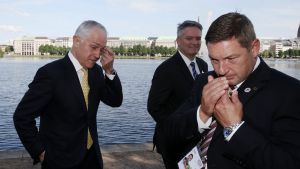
[
  {"xmin": 0, "ymin": 48, "xmax": 4, "ymax": 57},
  {"xmin": 39, "ymin": 45, "xmax": 69, "ymax": 56},
  {"xmin": 5, "ymin": 46, "xmax": 14, "ymax": 53},
  {"xmin": 278, "ymin": 50, "xmax": 283, "ymax": 58},
  {"xmin": 283, "ymin": 50, "xmax": 288, "ymax": 58},
  {"xmin": 287, "ymin": 49, "xmax": 294, "ymax": 57},
  {"xmin": 119, "ymin": 44, "xmax": 125, "ymax": 56},
  {"xmin": 295, "ymin": 50, "xmax": 300, "ymax": 57}
]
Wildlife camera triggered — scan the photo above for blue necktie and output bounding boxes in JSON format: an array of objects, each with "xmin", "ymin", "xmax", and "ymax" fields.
[{"xmin": 190, "ymin": 62, "xmax": 198, "ymax": 79}]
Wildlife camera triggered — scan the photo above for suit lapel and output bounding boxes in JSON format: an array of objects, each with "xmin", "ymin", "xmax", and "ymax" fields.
[
  {"xmin": 195, "ymin": 58, "xmax": 205, "ymax": 74},
  {"xmin": 237, "ymin": 59, "xmax": 271, "ymax": 105},
  {"xmin": 174, "ymin": 52, "xmax": 195, "ymax": 83},
  {"xmin": 63, "ymin": 55, "xmax": 87, "ymax": 112}
]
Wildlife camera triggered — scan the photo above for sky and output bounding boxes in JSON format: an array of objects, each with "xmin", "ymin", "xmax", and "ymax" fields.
[{"xmin": 0, "ymin": 0, "xmax": 299, "ymax": 44}]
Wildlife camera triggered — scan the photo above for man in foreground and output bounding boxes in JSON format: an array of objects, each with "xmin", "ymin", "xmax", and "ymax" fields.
[{"xmin": 165, "ymin": 12, "xmax": 300, "ymax": 169}]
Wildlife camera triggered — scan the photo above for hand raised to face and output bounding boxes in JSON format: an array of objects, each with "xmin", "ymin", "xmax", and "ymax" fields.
[
  {"xmin": 199, "ymin": 75, "xmax": 229, "ymax": 122},
  {"xmin": 100, "ymin": 47, "xmax": 115, "ymax": 74}
]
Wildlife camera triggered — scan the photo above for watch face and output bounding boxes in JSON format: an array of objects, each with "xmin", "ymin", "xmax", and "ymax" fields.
[{"xmin": 223, "ymin": 128, "xmax": 233, "ymax": 138}]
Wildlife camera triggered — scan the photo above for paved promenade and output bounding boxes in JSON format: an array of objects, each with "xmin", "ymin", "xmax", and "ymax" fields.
[{"xmin": 0, "ymin": 143, "xmax": 165, "ymax": 169}]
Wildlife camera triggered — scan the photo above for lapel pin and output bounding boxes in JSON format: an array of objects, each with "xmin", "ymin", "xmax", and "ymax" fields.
[{"xmin": 244, "ymin": 87, "xmax": 251, "ymax": 93}]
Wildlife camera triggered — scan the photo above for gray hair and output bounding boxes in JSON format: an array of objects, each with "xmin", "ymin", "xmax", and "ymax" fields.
[
  {"xmin": 177, "ymin": 20, "xmax": 203, "ymax": 37},
  {"xmin": 74, "ymin": 20, "xmax": 107, "ymax": 39}
]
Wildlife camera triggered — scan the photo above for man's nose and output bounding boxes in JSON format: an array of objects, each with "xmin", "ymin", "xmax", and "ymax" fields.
[{"xmin": 218, "ymin": 62, "xmax": 228, "ymax": 75}]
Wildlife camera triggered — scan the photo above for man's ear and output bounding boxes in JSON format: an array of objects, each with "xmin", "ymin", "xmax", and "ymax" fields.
[
  {"xmin": 73, "ymin": 35, "xmax": 80, "ymax": 47},
  {"xmin": 251, "ymin": 39, "xmax": 260, "ymax": 56}
]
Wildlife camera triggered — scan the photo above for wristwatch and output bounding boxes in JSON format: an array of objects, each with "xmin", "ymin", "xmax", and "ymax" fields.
[{"xmin": 223, "ymin": 122, "xmax": 242, "ymax": 138}]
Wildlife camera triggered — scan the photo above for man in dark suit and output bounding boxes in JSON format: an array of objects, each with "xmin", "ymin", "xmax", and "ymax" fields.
[
  {"xmin": 147, "ymin": 20, "xmax": 208, "ymax": 168},
  {"xmin": 164, "ymin": 12, "xmax": 300, "ymax": 169},
  {"xmin": 13, "ymin": 20, "xmax": 123, "ymax": 169}
]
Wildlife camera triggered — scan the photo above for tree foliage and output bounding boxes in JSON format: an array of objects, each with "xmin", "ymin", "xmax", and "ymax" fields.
[
  {"xmin": 39, "ymin": 45, "xmax": 70, "ymax": 56},
  {"xmin": 260, "ymin": 49, "xmax": 300, "ymax": 58},
  {"xmin": 0, "ymin": 48, "xmax": 4, "ymax": 57},
  {"xmin": 5, "ymin": 46, "xmax": 14, "ymax": 53},
  {"xmin": 111, "ymin": 45, "xmax": 176, "ymax": 57}
]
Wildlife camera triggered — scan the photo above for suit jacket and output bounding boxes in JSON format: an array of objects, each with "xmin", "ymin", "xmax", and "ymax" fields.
[
  {"xmin": 164, "ymin": 58, "xmax": 300, "ymax": 169},
  {"xmin": 13, "ymin": 55, "xmax": 123, "ymax": 168},
  {"xmin": 147, "ymin": 51, "xmax": 208, "ymax": 167}
]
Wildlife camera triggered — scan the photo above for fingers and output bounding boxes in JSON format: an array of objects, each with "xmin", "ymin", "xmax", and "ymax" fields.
[
  {"xmin": 208, "ymin": 75, "xmax": 214, "ymax": 82},
  {"xmin": 101, "ymin": 47, "xmax": 114, "ymax": 60},
  {"xmin": 200, "ymin": 76, "xmax": 229, "ymax": 116},
  {"xmin": 39, "ymin": 151, "xmax": 45, "ymax": 162},
  {"xmin": 204, "ymin": 77, "xmax": 229, "ymax": 100},
  {"xmin": 100, "ymin": 47, "xmax": 115, "ymax": 74},
  {"xmin": 231, "ymin": 90, "xmax": 239, "ymax": 103},
  {"xmin": 214, "ymin": 90, "xmax": 243, "ymax": 127}
]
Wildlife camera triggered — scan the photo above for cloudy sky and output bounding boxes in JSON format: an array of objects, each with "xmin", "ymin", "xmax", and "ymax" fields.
[{"xmin": 0, "ymin": 0, "xmax": 299, "ymax": 43}]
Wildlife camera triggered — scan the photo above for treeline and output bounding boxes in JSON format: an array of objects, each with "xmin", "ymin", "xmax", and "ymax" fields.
[
  {"xmin": 111, "ymin": 44, "xmax": 177, "ymax": 57},
  {"xmin": 0, "ymin": 48, "xmax": 4, "ymax": 57},
  {"xmin": 0, "ymin": 46, "xmax": 14, "ymax": 57},
  {"xmin": 261, "ymin": 49, "xmax": 300, "ymax": 58},
  {"xmin": 37, "ymin": 44, "xmax": 176, "ymax": 57},
  {"xmin": 39, "ymin": 45, "xmax": 70, "ymax": 55}
]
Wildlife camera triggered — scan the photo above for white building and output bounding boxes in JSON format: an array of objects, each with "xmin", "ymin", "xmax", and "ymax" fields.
[
  {"xmin": 107, "ymin": 36, "xmax": 152, "ymax": 48},
  {"xmin": 14, "ymin": 36, "xmax": 73, "ymax": 56},
  {"xmin": 155, "ymin": 36, "xmax": 176, "ymax": 48},
  {"xmin": 55, "ymin": 37, "xmax": 72, "ymax": 48},
  {"xmin": 13, "ymin": 36, "xmax": 53, "ymax": 55},
  {"xmin": 107, "ymin": 37, "xmax": 121, "ymax": 47}
]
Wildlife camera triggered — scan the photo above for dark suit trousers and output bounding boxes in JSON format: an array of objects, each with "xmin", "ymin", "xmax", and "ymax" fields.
[{"xmin": 42, "ymin": 144, "xmax": 100, "ymax": 169}]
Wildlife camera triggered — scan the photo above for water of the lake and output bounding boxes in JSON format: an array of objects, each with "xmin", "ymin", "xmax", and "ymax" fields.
[{"xmin": 0, "ymin": 57, "xmax": 299, "ymax": 151}]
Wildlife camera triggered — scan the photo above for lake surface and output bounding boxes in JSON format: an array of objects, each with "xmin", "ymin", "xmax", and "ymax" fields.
[{"xmin": 0, "ymin": 57, "xmax": 299, "ymax": 151}]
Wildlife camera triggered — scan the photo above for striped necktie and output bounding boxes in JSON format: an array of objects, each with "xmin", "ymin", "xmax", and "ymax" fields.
[
  {"xmin": 81, "ymin": 68, "xmax": 93, "ymax": 149},
  {"xmin": 198, "ymin": 119, "xmax": 217, "ymax": 166},
  {"xmin": 190, "ymin": 62, "xmax": 198, "ymax": 79}
]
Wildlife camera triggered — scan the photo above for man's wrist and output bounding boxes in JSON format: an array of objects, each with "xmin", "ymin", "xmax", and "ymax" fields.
[
  {"xmin": 106, "ymin": 69, "xmax": 116, "ymax": 75},
  {"xmin": 223, "ymin": 121, "xmax": 244, "ymax": 141}
]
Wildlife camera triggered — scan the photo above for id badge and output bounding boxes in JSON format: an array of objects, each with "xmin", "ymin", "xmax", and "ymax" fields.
[{"xmin": 178, "ymin": 146, "xmax": 204, "ymax": 169}]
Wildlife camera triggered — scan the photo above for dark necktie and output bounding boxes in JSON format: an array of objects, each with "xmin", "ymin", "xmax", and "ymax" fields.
[
  {"xmin": 190, "ymin": 62, "xmax": 198, "ymax": 79},
  {"xmin": 198, "ymin": 119, "xmax": 218, "ymax": 165}
]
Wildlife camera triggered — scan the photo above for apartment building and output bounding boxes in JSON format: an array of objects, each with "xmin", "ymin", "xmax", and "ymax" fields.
[
  {"xmin": 55, "ymin": 37, "xmax": 73, "ymax": 48},
  {"xmin": 13, "ymin": 36, "xmax": 52, "ymax": 55}
]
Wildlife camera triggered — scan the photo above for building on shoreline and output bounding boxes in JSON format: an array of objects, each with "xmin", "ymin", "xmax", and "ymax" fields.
[
  {"xmin": 10, "ymin": 24, "xmax": 300, "ymax": 57},
  {"xmin": 260, "ymin": 37, "xmax": 300, "ymax": 57}
]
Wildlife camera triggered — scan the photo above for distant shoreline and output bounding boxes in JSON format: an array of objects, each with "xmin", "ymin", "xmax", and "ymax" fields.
[
  {"xmin": 3, "ymin": 55, "xmax": 169, "ymax": 60},
  {"xmin": 2, "ymin": 54, "xmax": 300, "ymax": 60}
]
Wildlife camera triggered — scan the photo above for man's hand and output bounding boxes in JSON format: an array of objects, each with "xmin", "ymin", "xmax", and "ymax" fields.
[
  {"xmin": 199, "ymin": 76, "xmax": 229, "ymax": 122},
  {"xmin": 213, "ymin": 90, "xmax": 243, "ymax": 127},
  {"xmin": 100, "ymin": 47, "xmax": 115, "ymax": 74},
  {"xmin": 39, "ymin": 151, "xmax": 45, "ymax": 162}
]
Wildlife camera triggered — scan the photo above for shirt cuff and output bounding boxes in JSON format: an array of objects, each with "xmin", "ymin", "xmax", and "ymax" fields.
[
  {"xmin": 105, "ymin": 70, "xmax": 116, "ymax": 80},
  {"xmin": 196, "ymin": 105, "xmax": 212, "ymax": 133},
  {"xmin": 224, "ymin": 121, "xmax": 245, "ymax": 141}
]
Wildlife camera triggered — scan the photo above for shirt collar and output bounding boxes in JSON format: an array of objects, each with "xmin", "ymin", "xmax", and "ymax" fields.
[
  {"xmin": 235, "ymin": 57, "xmax": 261, "ymax": 89},
  {"xmin": 68, "ymin": 51, "xmax": 83, "ymax": 72},
  {"xmin": 178, "ymin": 50, "xmax": 196, "ymax": 67}
]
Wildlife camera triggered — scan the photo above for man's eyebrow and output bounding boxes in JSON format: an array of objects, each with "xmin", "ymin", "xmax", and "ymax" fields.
[{"xmin": 90, "ymin": 42, "xmax": 101, "ymax": 46}]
